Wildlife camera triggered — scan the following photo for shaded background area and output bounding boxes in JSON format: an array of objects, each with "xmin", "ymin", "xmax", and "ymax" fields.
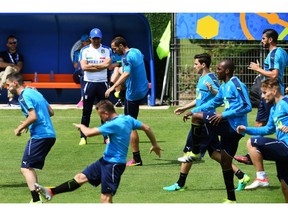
[{"xmin": 0, "ymin": 13, "xmax": 155, "ymax": 104}]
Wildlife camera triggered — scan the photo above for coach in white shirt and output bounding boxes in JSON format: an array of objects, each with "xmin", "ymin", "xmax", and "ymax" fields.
[{"xmin": 78, "ymin": 28, "xmax": 112, "ymax": 146}]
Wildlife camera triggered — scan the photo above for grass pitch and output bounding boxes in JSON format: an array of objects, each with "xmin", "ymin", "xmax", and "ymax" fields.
[{"xmin": 0, "ymin": 106, "xmax": 285, "ymax": 204}]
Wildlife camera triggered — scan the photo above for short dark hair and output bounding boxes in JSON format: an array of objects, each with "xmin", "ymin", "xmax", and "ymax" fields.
[
  {"xmin": 7, "ymin": 34, "xmax": 17, "ymax": 42},
  {"xmin": 263, "ymin": 29, "xmax": 278, "ymax": 43},
  {"xmin": 6, "ymin": 72, "xmax": 24, "ymax": 85},
  {"xmin": 113, "ymin": 34, "xmax": 125, "ymax": 40},
  {"xmin": 96, "ymin": 100, "xmax": 115, "ymax": 113},
  {"xmin": 111, "ymin": 37, "xmax": 127, "ymax": 47},
  {"xmin": 221, "ymin": 59, "xmax": 235, "ymax": 75},
  {"xmin": 194, "ymin": 53, "xmax": 211, "ymax": 68}
]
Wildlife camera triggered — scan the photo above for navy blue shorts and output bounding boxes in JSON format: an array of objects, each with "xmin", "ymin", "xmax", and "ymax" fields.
[
  {"xmin": 81, "ymin": 81, "xmax": 110, "ymax": 133},
  {"xmin": 82, "ymin": 157, "xmax": 126, "ymax": 196},
  {"xmin": 183, "ymin": 125, "xmax": 220, "ymax": 157},
  {"xmin": 21, "ymin": 138, "xmax": 55, "ymax": 169},
  {"xmin": 202, "ymin": 112, "xmax": 243, "ymax": 157},
  {"xmin": 250, "ymin": 137, "xmax": 288, "ymax": 184},
  {"xmin": 256, "ymin": 98, "xmax": 273, "ymax": 122},
  {"xmin": 124, "ymin": 96, "xmax": 146, "ymax": 119}
]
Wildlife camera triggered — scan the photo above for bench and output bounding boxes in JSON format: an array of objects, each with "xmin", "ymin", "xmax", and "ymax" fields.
[
  {"xmin": 23, "ymin": 74, "xmax": 151, "ymax": 90},
  {"xmin": 23, "ymin": 74, "xmax": 80, "ymax": 89},
  {"xmin": 21, "ymin": 73, "xmax": 151, "ymax": 104}
]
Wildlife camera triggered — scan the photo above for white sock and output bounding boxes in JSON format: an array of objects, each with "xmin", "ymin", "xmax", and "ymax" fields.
[{"xmin": 256, "ymin": 171, "xmax": 267, "ymax": 180}]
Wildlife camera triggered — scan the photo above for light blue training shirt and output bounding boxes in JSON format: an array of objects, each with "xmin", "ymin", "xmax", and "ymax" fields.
[
  {"xmin": 99, "ymin": 114, "xmax": 142, "ymax": 164},
  {"xmin": 18, "ymin": 88, "xmax": 56, "ymax": 139}
]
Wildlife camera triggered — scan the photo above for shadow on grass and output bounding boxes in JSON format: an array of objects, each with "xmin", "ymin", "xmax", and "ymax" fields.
[
  {"xmin": 0, "ymin": 183, "xmax": 27, "ymax": 188},
  {"xmin": 140, "ymin": 140, "xmax": 166, "ymax": 144},
  {"xmin": 180, "ymin": 185, "xmax": 280, "ymax": 192},
  {"xmin": 143, "ymin": 158, "xmax": 206, "ymax": 166},
  {"xmin": 172, "ymin": 185, "xmax": 281, "ymax": 192}
]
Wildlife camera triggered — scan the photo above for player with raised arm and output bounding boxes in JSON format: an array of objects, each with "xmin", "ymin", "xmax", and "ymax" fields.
[
  {"xmin": 237, "ymin": 79, "xmax": 288, "ymax": 202},
  {"xmin": 35, "ymin": 100, "xmax": 162, "ymax": 203}
]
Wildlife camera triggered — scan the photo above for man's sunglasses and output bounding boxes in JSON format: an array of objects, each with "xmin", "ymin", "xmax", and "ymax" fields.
[{"xmin": 9, "ymin": 42, "xmax": 17, "ymax": 45}]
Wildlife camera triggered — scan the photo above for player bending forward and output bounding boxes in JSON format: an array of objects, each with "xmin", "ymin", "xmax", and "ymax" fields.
[{"xmin": 35, "ymin": 100, "xmax": 162, "ymax": 203}]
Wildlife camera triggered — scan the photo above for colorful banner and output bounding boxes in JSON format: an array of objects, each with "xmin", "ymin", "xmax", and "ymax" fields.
[{"xmin": 176, "ymin": 13, "xmax": 288, "ymax": 40}]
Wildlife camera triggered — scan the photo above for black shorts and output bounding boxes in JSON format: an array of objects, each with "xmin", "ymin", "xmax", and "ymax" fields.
[
  {"xmin": 202, "ymin": 112, "xmax": 243, "ymax": 157},
  {"xmin": 250, "ymin": 136, "xmax": 288, "ymax": 184},
  {"xmin": 256, "ymin": 98, "xmax": 273, "ymax": 123},
  {"xmin": 124, "ymin": 96, "xmax": 146, "ymax": 119},
  {"xmin": 184, "ymin": 125, "xmax": 220, "ymax": 157}
]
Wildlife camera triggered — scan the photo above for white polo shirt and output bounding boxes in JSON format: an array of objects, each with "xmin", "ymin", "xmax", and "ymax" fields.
[{"xmin": 80, "ymin": 44, "xmax": 111, "ymax": 82}]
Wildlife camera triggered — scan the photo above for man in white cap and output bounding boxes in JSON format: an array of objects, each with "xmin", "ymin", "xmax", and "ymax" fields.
[{"xmin": 78, "ymin": 28, "xmax": 112, "ymax": 146}]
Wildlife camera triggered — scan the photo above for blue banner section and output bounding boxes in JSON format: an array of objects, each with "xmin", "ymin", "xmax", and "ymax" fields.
[{"xmin": 176, "ymin": 13, "xmax": 288, "ymax": 40}]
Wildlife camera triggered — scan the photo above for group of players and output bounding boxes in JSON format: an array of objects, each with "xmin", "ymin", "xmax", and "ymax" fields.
[
  {"xmin": 4, "ymin": 27, "xmax": 288, "ymax": 204},
  {"xmin": 162, "ymin": 28, "xmax": 288, "ymax": 203}
]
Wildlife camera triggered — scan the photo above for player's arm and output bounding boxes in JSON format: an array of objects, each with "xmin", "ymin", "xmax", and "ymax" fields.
[
  {"xmin": 15, "ymin": 109, "xmax": 37, "ymax": 136},
  {"xmin": 248, "ymin": 60, "xmax": 279, "ymax": 79},
  {"xmin": 73, "ymin": 123, "xmax": 101, "ymax": 137},
  {"xmin": 139, "ymin": 123, "xmax": 162, "ymax": 157},
  {"xmin": 279, "ymin": 125, "xmax": 288, "ymax": 133},
  {"xmin": 205, "ymin": 82, "xmax": 218, "ymax": 96},
  {"xmin": 80, "ymin": 59, "xmax": 98, "ymax": 72},
  {"xmin": 92, "ymin": 58, "xmax": 112, "ymax": 70},
  {"xmin": 236, "ymin": 125, "xmax": 246, "ymax": 134},
  {"xmin": 48, "ymin": 105, "xmax": 54, "ymax": 117},
  {"xmin": 80, "ymin": 58, "xmax": 112, "ymax": 72},
  {"xmin": 105, "ymin": 72, "xmax": 129, "ymax": 98},
  {"xmin": 0, "ymin": 59, "xmax": 15, "ymax": 69},
  {"xmin": 108, "ymin": 61, "xmax": 121, "ymax": 71},
  {"xmin": 80, "ymin": 58, "xmax": 109, "ymax": 72},
  {"xmin": 14, "ymin": 61, "xmax": 23, "ymax": 72},
  {"xmin": 174, "ymin": 99, "xmax": 196, "ymax": 115}
]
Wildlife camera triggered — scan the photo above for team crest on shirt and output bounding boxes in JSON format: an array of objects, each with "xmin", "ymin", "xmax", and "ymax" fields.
[{"xmin": 101, "ymin": 49, "xmax": 106, "ymax": 54}]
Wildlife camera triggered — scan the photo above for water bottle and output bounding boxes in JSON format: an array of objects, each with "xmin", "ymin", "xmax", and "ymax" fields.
[
  {"xmin": 147, "ymin": 94, "xmax": 151, "ymax": 106},
  {"xmin": 34, "ymin": 72, "xmax": 38, "ymax": 82},
  {"xmin": 50, "ymin": 69, "xmax": 54, "ymax": 81}
]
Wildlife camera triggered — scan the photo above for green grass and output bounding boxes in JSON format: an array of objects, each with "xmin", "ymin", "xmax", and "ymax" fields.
[{"xmin": 0, "ymin": 106, "xmax": 285, "ymax": 204}]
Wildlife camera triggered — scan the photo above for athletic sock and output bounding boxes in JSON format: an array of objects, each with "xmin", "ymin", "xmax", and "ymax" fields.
[
  {"xmin": 223, "ymin": 169, "xmax": 236, "ymax": 201},
  {"xmin": 191, "ymin": 123, "xmax": 202, "ymax": 155},
  {"xmin": 133, "ymin": 151, "xmax": 142, "ymax": 164},
  {"xmin": 31, "ymin": 190, "xmax": 41, "ymax": 202},
  {"xmin": 256, "ymin": 171, "xmax": 267, "ymax": 180},
  {"xmin": 51, "ymin": 178, "xmax": 81, "ymax": 195},
  {"xmin": 183, "ymin": 128, "xmax": 193, "ymax": 152},
  {"xmin": 234, "ymin": 169, "xmax": 244, "ymax": 180},
  {"xmin": 177, "ymin": 173, "xmax": 188, "ymax": 188}
]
